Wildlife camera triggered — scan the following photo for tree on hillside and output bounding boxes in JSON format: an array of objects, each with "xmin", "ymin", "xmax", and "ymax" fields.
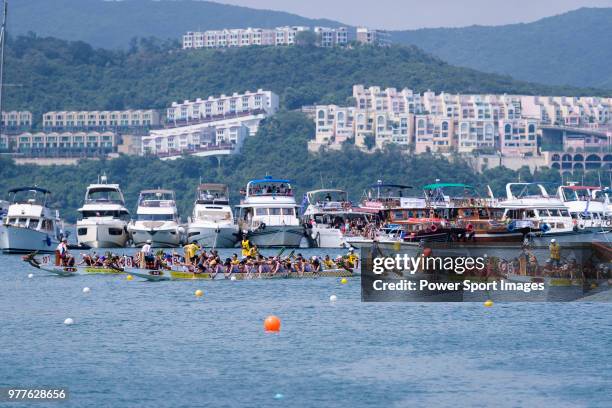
[{"xmin": 295, "ymin": 30, "xmax": 318, "ymax": 47}]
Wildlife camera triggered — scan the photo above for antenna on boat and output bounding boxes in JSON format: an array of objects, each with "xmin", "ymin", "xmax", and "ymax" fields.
[{"xmin": 0, "ymin": 0, "xmax": 7, "ymax": 133}]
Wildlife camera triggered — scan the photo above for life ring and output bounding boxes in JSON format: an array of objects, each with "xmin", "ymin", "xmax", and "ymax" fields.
[
  {"xmin": 578, "ymin": 223, "xmax": 586, "ymax": 230},
  {"xmin": 429, "ymin": 224, "xmax": 438, "ymax": 233},
  {"xmin": 507, "ymin": 221, "xmax": 516, "ymax": 232},
  {"xmin": 466, "ymin": 224, "xmax": 474, "ymax": 233},
  {"xmin": 540, "ymin": 223, "xmax": 550, "ymax": 233}
]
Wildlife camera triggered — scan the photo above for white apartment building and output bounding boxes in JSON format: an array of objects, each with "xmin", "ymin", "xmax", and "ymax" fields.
[
  {"xmin": 142, "ymin": 122, "xmax": 248, "ymax": 156},
  {"xmin": 1, "ymin": 111, "xmax": 32, "ymax": 130},
  {"xmin": 310, "ymin": 85, "xmax": 597, "ymax": 156},
  {"xmin": 183, "ymin": 26, "xmax": 348, "ymax": 49},
  {"xmin": 314, "ymin": 26, "xmax": 348, "ymax": 47},
  {"xmin": 166, "ymin": 89, "xmax": 279, "ymax": 128},
  {"xmin": 11, "ymin": 131, "xmax": 116, "ymax": 151},
  {"xmin": 356, "ymin": 27, "xmax": 388, "ymax": 45},
  {"xmin": 42, "ymin": 109, "xmax": 160, "ymax": 130}
]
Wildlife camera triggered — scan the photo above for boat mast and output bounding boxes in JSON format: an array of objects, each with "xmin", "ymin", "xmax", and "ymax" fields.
[{"xmin": 0, "ymin": 0, "xmax": 7, "ymax": 136}]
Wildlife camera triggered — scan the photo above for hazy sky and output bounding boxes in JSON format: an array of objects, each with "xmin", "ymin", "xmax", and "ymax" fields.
[{"xmin": 215, "ymin": 0, "xmax": 612, "ymax": 30}]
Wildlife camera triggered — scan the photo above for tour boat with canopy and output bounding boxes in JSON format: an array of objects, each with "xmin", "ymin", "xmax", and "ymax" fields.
[
  {"xmin": 236, "ymin": 176, "xmax": 303, "ymax": 247},
  {"xmin": 301, "ymin": 189, "xmax": 374, "ymax": 247},
  {"xmin": 186, "ymin": 183, "xmax": 238, "ymax": 248},
  {"xmin": 557, "ymin": 184, "xmax": 610, "ymax": 232}
]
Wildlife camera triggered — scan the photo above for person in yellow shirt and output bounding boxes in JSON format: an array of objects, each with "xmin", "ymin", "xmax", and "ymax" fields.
[
  {"xmin": 248, "ymin": 244, "xmax": 259, "ymax": 258},
  {"xmin": 346, "ymin": 248, "xmax": 359, "ymax": 268},
  {"xmin": 241, "ymin": 237, "xmax": 251, "ymax": 258},
  {"xmin": 183, "ymin": 241, "xmax": 200, "ymax": 265},
  {"xmin": 322, "ymin": 254, "xmax": 335, "ymax": 270},
  {"xmin": 548, "ymin": 239, "xmax": 561, "ymax": 268}
]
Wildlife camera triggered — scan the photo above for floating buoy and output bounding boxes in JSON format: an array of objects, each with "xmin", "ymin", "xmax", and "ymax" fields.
[
  {"xmin": 264, "ymin": 315, "xmax": 281, "ymax": 332},
  {"xmin": 82, "ymin": 287, "xmax": 91, "ymax": 294},
  {"xmin": 230, "ymin": 276, "xmax": 237, "ymax": 281},
  {"xmin": 126, "ymin": 275, "xmax": 133, "ymax": 281},
  {"xmin": 27, "ymin": 273, "xmax": 34, "ymax": 279},
  {"xmin": 64, "ymin": 318, "xmax": 74, "ymax": 325},
  {"xmin": 484, "ymin": 299, "xmax": 494, "ymax": 307},
  {"xmin": 423, "ymin": 248, "xmax": 432, "ymax": 257},
  {"xmin": 195, "ymin": 289, "xmax": 203, "ymax": 297},
  {"xmin": 329, "ymin": 294, "xmax": 337, "ymax": 302},
  {"xmin": 340, "ymin": 277, "xmax": 348, "ymax": 284},
  {"xmin": 274, "ymin": 393, "xmax": 284, "ymax": 400}
]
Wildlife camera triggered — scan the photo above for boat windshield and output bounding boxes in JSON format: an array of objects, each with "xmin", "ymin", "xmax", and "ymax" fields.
[
  {"xmin": 139, "ymin": 191, "xmax": 175, "ymax": 207},
  {"xmin": 137, "ymin": 214, "xmax": 175, "ymax": 221},
  {"xmin": 195, "ymin": 209, "xmax": 232, "ymax": 221},
  {"xmin": 9, "ymin": 189, "xmax": 48, "ymax": 205},
  {"xmin": 81, "ymin": 210, "xmax": 126, "ymax": 218},
  {"xmin": 310, "ymin": 190, "xmax": 348, "ymax": 206},
  {"xmin": 86, "ymin": 187, "xmax": 125, "ymax": 204}
]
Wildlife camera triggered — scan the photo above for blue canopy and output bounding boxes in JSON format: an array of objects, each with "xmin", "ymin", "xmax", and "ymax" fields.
[{"xmin": 249, "ymin": 176, "xmax": 293, "ymax": 184}]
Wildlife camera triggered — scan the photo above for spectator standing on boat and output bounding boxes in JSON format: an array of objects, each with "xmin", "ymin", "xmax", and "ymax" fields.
[
  {"xmin": 140, "ymin": 240, "xmax": 152, "ymax": 268},
  {"xmin": 346, "ymin": 248, "xmax": 359, "ymax": 269},
  {"xmin": 548, "ymin": 239, "xmax": 561, "ymax": 268},
  {"xmin": 241, "ymin": 237, "xmax": 251, "ymax": 258},
  {"xmin": 183, "ymin": 241, "xmax": 200, "ymax": 265}
]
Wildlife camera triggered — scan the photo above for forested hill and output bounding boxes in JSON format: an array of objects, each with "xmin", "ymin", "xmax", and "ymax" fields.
[
  {"xmin": 391, "ymin": 7, "xmax": 612, "ymax": 89},
  {"xmin": 4, "ymin": 35, "xmax": 606, "ymax": 125},
  {"xmin": 0, "ymin": 112, "xmax": 567, "ymax": 223},
  {"xmin": 9, "ymin": 0, "xmax": 342, "ymax": 49}
]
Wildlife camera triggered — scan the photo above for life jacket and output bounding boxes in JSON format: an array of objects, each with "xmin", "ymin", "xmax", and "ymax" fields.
[{"xmin": 550, "ymin": 243, "xmax": 561, "ymax": 260}]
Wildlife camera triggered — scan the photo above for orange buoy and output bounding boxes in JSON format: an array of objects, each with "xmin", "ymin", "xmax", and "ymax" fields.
[{"xmin": 264, "ymin": 315, "xmax": 281, "ymax": 332}]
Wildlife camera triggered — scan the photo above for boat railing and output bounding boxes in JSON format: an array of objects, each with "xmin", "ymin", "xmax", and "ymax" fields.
[{"xmin": 84, "ymin": 198, "xmax": 125, "ymax": 205}]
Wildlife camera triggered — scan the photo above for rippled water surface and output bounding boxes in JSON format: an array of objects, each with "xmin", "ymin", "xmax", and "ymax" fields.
[{"xmin": 1, "ymin": 248, "xmax": 611, "ymax": 407}]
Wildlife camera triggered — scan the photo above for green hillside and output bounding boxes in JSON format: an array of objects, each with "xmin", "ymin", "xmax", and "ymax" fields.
[
  {"xmin": 391, "ymin": 7, "xmax": 612, "ymax": 88},
  {"xmin": 9, "ymin": 0, "xmax": 342, "ymax": 49},
  {"xmin": 0, "ymin": 112, "xmax": 567, "ymax": 223},
  {"xmin": 4, "ymin": 35, "xmax": 605, "ymax": 125}
]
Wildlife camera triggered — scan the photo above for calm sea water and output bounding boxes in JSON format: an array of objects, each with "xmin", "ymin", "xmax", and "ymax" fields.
[{"xmin": 1, "ymin": 248, "xmax": 611, "ymax": 408}]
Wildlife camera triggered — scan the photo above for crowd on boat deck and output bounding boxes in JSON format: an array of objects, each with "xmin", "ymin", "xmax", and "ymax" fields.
[{"xmin": 242, "ymin": 184, "xmax": 293, "ymax": 196}]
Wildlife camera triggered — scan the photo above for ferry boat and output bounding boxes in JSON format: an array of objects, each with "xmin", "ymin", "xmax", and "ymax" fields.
[
  {"xmin": 499, "ymin": 183, "xmax": 574, "ymax": 236},
  {"xmin": 76, "ymin": 175, "xmax": 130, "ymax": 248},
  {"xmin": 0, "ymin": 187, "xmax": 63, "ymax": 253},
  {"xmin": 301, "ymin": 189, "xmax": 374, "ymax": 248},
  {"xmin": 557, "ymin": 184, "xmax": 610, "ymax": 232},
  {"xmin": 186, "ymin": 183, "xmax": 238, "ymax": 248},
  {"xmin": 236, "ymin": 176, "xmax": 303, "ymax": 248},
  {"xmin": 128, "ymin": 189, "xmax": 183, "ymax": 248}
]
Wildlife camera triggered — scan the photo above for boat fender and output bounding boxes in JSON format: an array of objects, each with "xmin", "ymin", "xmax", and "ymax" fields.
[
  {"xmin": 466, "ymin": 224, "xmax": 474, "ymax": 233},
  {"xmin": 259, "ymin": 223, "xmax": 266, "ymax": 230},
  {"xmin": 540, "ymin": 223, "xmax": 550, "ymax": 233},
  {"xmin": 507, "ymin": 221, "xmax": 516, "ymax": 232}
]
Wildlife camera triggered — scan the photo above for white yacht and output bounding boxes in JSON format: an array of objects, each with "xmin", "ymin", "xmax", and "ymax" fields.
[
  {"xmin": 236, "ymin": 177, "xmax": 303, "ymax": 248},
  {"xmin": 302, "ymin": 189, "xmax": 372, "ymax": 248},
  {"xmin": 186, "ymin": 184, "xmax": 238, "ymax": 248},
  {"xmin": 557, "ymin": 184, "xmax": 609, "ymax": 232},
  {"xmin": 499, "ymin": 183, "xmax": 574, "ymax": 236},
  {"xmin": 128, "ymin": 189, "xmax": 183, "ymax": 248},
  {"xmin": 0, "ymin": 187, "xmax": 63, "ymax": 253},
  {"xmin": 76, "ymin": 176, "xmax": 130, "ymax": 248}
]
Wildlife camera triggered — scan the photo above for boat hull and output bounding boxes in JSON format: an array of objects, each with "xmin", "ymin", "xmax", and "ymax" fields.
[
  {"xmin": 186, "ymin": 225, "xmax": 238, "ymax": 248},
  {"xmin": 0, "ymin": 225, "xmax": 59, "ymax": 253},
  {"xmin": 246, "ymin": 225, "xmax": 304, "ymax": 248},
  {"xmin": 76, "ymin": 219, "xmax": 129, "ymax": 248},
  {"xmin": 127, "ymin": 267, "xmax": 357, "ymax": 281},
  {"xmin": 130, "ymin": 228, "xmax": 183, "ymax": 248},
  {"xmin": 309, "ymin": 227, "xmax": 347, "ymax": 248}
]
